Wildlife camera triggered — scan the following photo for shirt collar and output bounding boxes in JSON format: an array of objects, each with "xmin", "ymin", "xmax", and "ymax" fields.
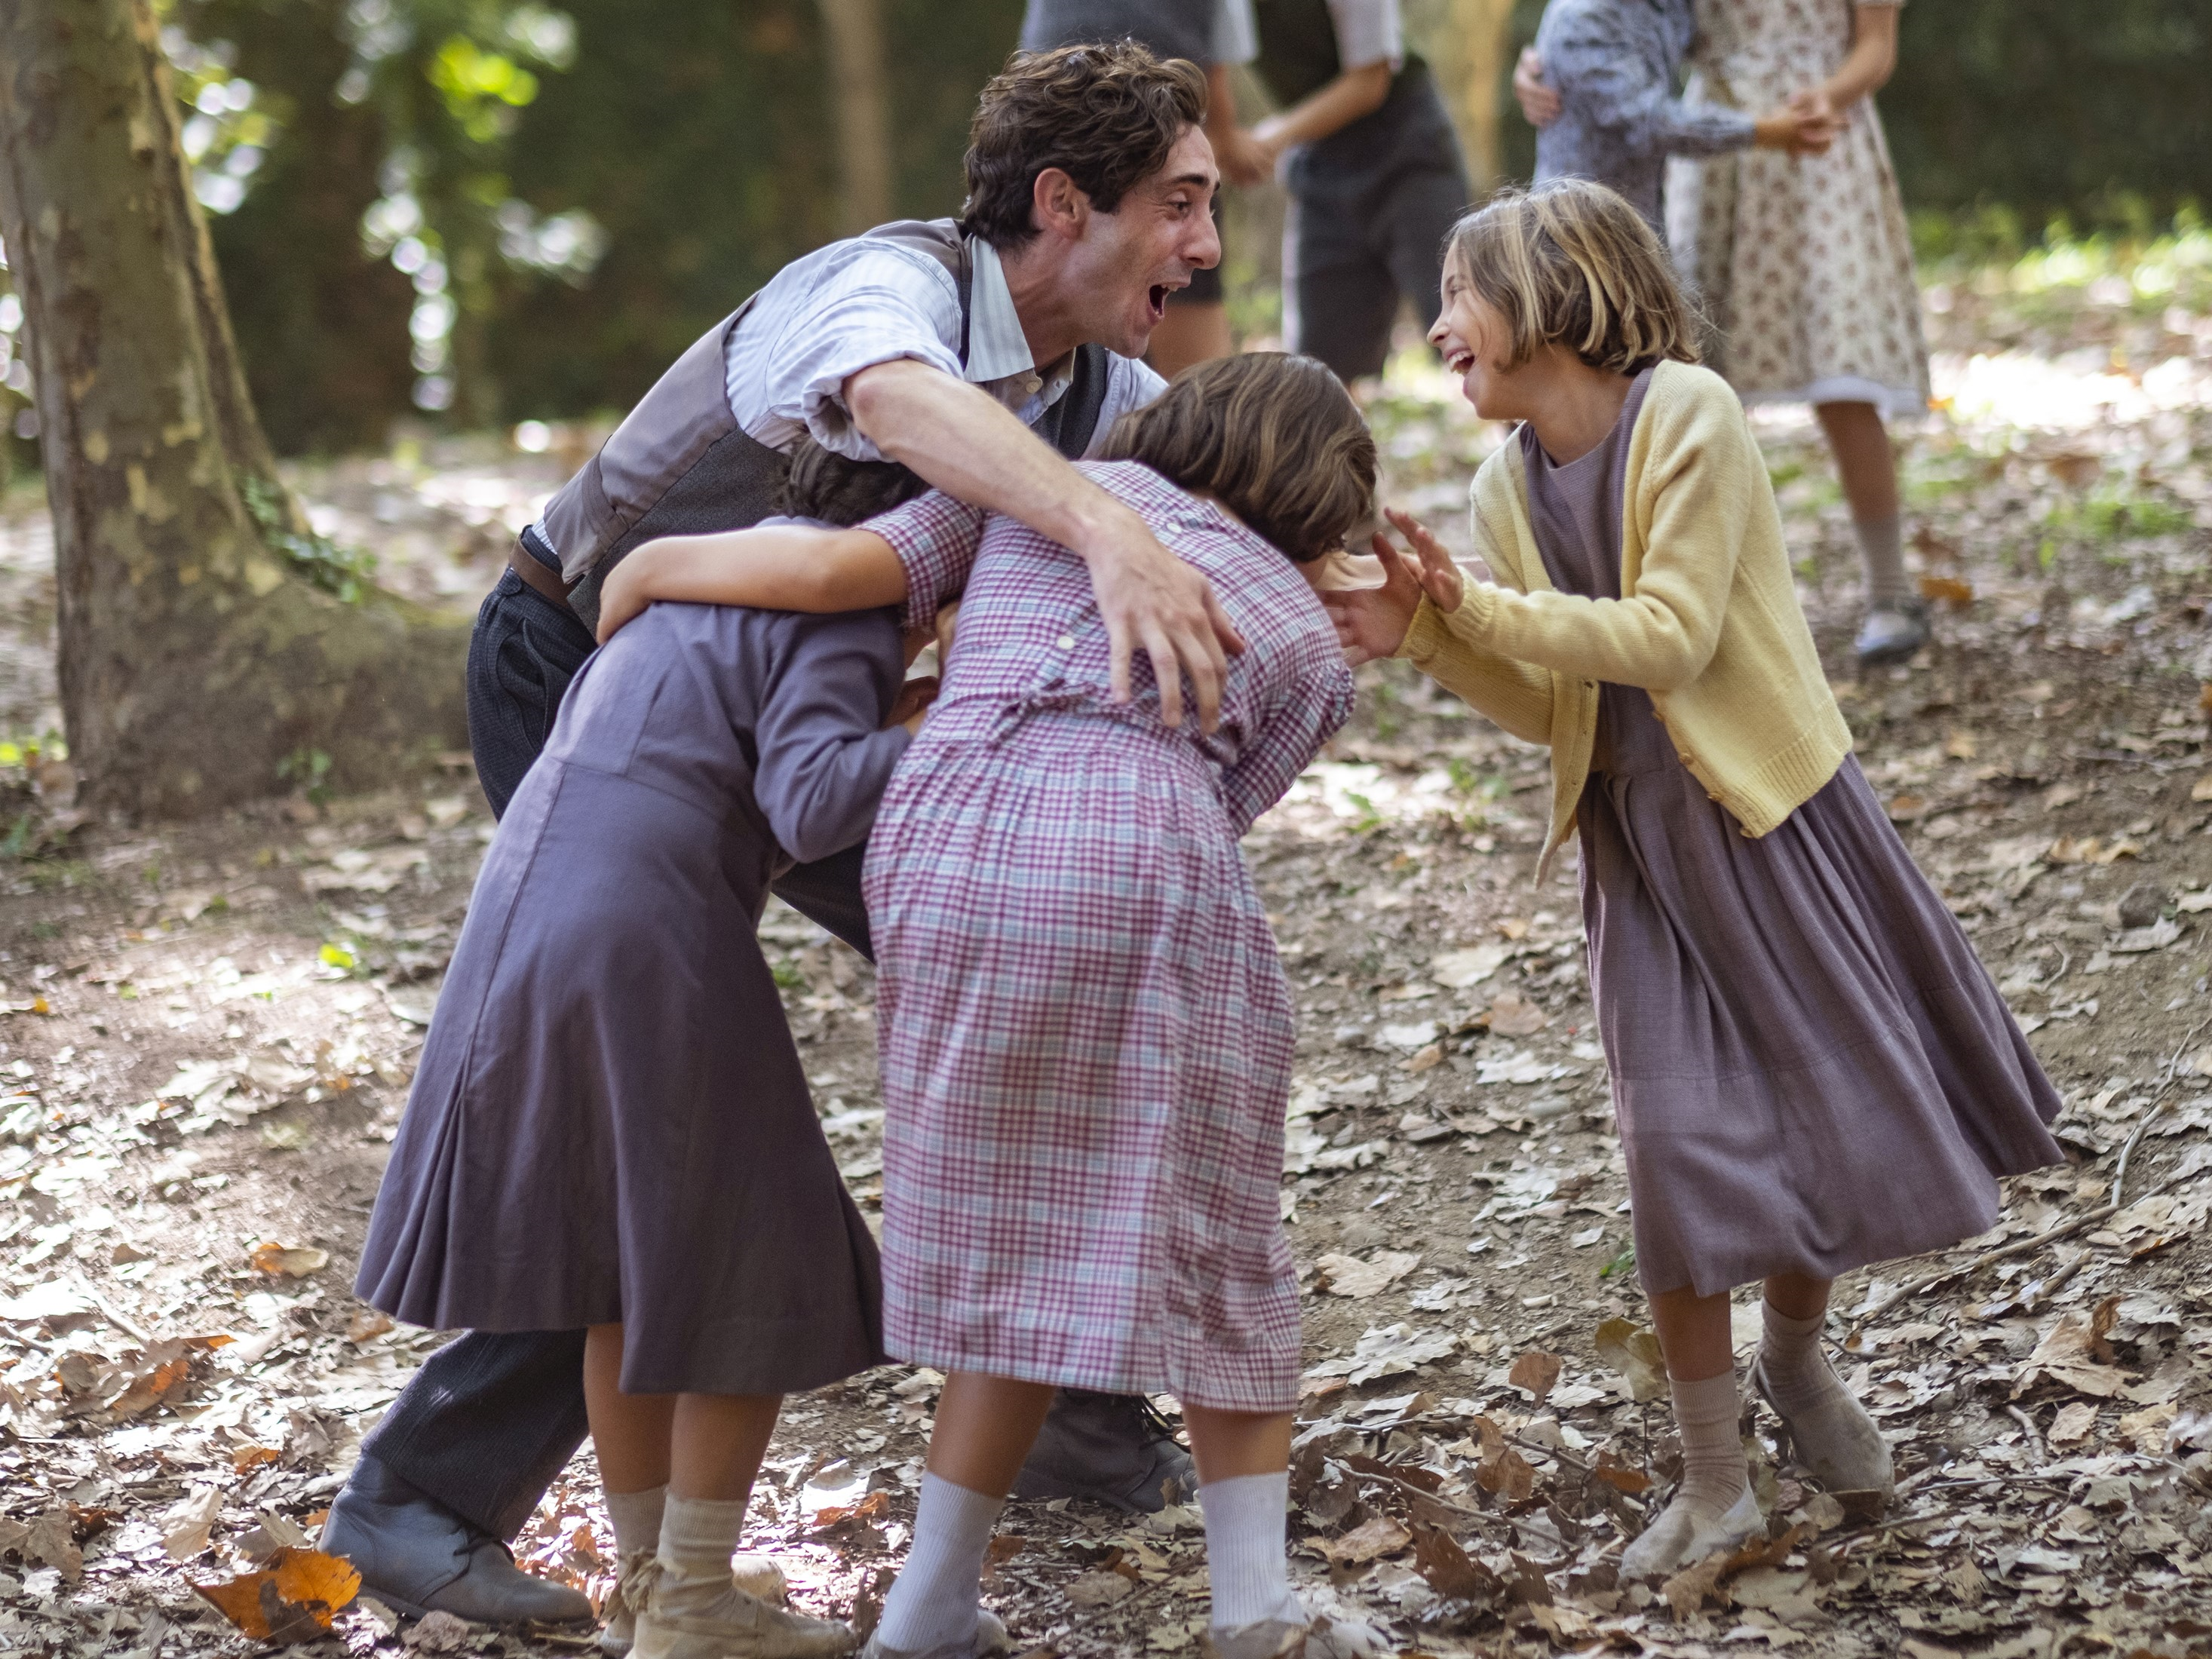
[{"xmin": 965, "ymin": 236, "xmax": 1041, "ymax": 385}]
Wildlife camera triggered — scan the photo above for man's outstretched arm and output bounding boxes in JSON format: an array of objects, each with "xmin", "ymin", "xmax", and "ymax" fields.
[{"xmin": 845, "ymin": 357, "xmax": 1244, "ymax": 732}]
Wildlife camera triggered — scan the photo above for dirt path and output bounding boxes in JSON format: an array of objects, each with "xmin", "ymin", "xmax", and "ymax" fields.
[{"xmin": 1, "ymin": 257, "xmax": 2209, "ymax": 1659}]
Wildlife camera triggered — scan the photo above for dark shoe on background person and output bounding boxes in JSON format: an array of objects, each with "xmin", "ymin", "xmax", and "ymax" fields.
[
  {"xmin": 321, "ymin": 1455, "xmax": 593, "ymax": 1626},
  {"xmin": 1853, "ymin": 598, "xmax": 1930, "ymax": 667},
  {"xmin": 1010, "ymin": 1392, "xmax": 1196, "ymax": 1513}
]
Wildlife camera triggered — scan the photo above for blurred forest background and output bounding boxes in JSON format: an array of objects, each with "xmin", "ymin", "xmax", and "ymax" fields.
[{"xmin": 2, "ymin": 0, "xmax": 2207, "ymax": 468}]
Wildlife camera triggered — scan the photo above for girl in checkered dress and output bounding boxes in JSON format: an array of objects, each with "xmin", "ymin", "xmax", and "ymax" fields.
[{"xmin": 601, "ymin": 354, "xmax": 1379, "ymax": 1659}]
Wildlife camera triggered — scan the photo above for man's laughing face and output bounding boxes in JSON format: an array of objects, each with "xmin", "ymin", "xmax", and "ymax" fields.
[{"xmin": 1067, "ymin": 125, "xmax": 1222, "ymax": 360}]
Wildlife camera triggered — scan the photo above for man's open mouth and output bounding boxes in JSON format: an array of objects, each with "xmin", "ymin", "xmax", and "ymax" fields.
[{"xmin": 1147, "ymin": 285, "xmax": 1170, "ymax": 321}]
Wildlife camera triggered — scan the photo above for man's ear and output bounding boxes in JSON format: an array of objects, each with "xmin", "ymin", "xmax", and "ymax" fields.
[{"xmin": 1029, "ymin": 166, "xmax": 1091, "ymax": 244}]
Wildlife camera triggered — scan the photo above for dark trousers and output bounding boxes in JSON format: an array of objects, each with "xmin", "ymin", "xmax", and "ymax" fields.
[{"xmin": 364, "ymin": 573, "xmax": 873, "ymax": 1538}]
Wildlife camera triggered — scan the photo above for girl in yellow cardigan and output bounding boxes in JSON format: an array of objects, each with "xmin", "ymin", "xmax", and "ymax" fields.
[{"xmin": 1327, "ymin": 181, "xmax": 2060, "ymax": 1578}]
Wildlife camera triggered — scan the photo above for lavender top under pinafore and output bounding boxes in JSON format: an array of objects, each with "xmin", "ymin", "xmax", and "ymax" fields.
[{"xmin": 1520, "ymin": 371, "xmax": 2062, "ymax": 1299}]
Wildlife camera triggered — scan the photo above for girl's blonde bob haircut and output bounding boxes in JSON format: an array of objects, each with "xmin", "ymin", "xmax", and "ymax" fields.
[
  {"xmin": 1444, "ymin": 180, "xmax": 1701, "ymax": 376},
  {"xmin": 1099, "ymin": 352, "xmax": 1376, "ymax": 563}
]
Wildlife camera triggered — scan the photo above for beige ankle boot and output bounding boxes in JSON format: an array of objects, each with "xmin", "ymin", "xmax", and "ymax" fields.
[
  {"xmin": 603, "ymin": 1553, "xmax": 790, "ymax": 1656},
  {"xmin": 630, "ymin": 1558, "xmax": 853, "ymax": 1659}
]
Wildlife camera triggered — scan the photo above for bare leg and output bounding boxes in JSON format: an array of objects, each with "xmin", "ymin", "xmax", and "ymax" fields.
[
  {"xmin": 1763, "ymin": 1271, "xmax": 1830, "ymax": 1322},
  {"xmin": 1148, "ymin": 302, "xmax": 1234, "ymax": 379},
  {"xmin": 1814, "ymin": 400, "xmax": 1899, "ymax": 524},
  {"xmin": 923, "ymin": 1372, "xmax": 1057, "ymax": 1493},
  {"xmin": 1646, "ymin": 1283, "xmax": 1735, "ymax": 1383},
  {"xmin": 583, "ymin": 1323, "xmax": 676, "ymax": 1496},
  {"xmin": 1182, "ymin": 1406, "xmax": 1292, "ymax": 1483}
]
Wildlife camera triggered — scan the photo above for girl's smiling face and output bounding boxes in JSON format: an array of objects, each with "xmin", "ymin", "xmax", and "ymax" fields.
[{"xmin": 1430, "ymin": 253, "xmax": 1535, "ymax": 423}]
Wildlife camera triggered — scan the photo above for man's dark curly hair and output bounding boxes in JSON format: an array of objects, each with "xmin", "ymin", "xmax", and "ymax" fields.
[{"xmin": 960, "ymin": 42, "xmax": 1208, "ymax": 250}]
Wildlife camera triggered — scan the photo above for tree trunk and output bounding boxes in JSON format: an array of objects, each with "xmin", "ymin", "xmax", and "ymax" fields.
[
  {"xmin": 1439, "ymin": 0, "xmax": 1520, "ymax": 189},
  {"xmin": 817, "ymin": 0, "xmax": 892, "ymax": 235},
  {"xmin": 0, "ymin": 0, "xmax": 468, "ymax": 818}
]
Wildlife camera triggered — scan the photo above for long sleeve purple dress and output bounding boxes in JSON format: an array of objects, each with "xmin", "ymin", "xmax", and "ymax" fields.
[{"xmin": 357, "ymin": 600, "xmax": 912, "ymax": 1396}]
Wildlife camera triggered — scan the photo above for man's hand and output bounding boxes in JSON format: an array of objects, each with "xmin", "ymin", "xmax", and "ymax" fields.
[
  {"xmin": 845, "ymin": 358, "xmax": 1245, "ymax": 733},
  {"xmin": 1514, "ymin": 48, "xmax": 1563, "ymax": 127},
  {"xmin": 1079, "ymin": 499, "xmax": 1243, "ymax": 731}
]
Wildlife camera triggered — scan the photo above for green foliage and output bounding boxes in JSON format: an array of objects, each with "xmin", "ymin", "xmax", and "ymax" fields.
[
  {"xmin": 240, "ymin": 478, "xmax": 380, "ymax": 600},
  {"xmin": 279, "ymin": 747, "xmax": 336, "ymax": 806},
  {"xmin": 2044, "ymin": 480, "xmax": 2195, "ymax": 544}
]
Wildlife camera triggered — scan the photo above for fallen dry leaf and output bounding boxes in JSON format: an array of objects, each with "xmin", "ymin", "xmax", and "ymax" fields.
[
  {"xmin": 1313, "ymin": 1250, "xmax": 1419, "ymax": 1299},
  {"xmin": 1596, "ymin": 1317, "xmax": 1670, "ymax": 1402},
  {"xmin": 23, "ymin": 1508, "xmax": 81, "ymax": 1581},
  {"xmin": 1470, "ymin": 1417, "xmax": 1536, "ymax": 1501},
  {"xmin": 1066, "ymin": 1571, "xmax": 1134, "ymax": 1608},
  {"xmin": 251, "ymin": 1243, "xmax": 330, "ymax": 1277},
  {"xmin": 1659, "ymin": 1548, "xmax": 1729, "ymax": 1612},
  {"xmin": 1508, "ymin": 1348, "xmax": 1563, "ymax": 1400},
  {"xmin": 2192, "ymin": 774, "xmax": 2212, "ymax": 803},
  {"xmin": 2014, "ymin": 1299, "xmax": 2130, "ymax": 1399},
  {"xmin": 346, "ymin": 1309, "xmax": 394, "ymax": 1345},
  {"xmin": 195, "ymin": 1547, "xmax": 360, "ymax": 1642},
  {"xmin": 403, "ymin": 1608, "xmax": 471, "ymax": 1652},
  {"xmin": 1486, "ymin": 991, "xmax": 1549, "ymax": 1037},
  {"xmin": 1919, "ymin": 574, "xmax": 1974, "ymax": 608},
  {"xmin": 1410, "ymin": 1525, "xmax": 1502, "ymax": 1603},
  {"xmin": 1321, "ymin": 1515, "xmax": 1411, "ymax": 1565},
  {"xmin": 2048, "ymin": 1400, "xmax": 2099, "ymax": 1446},
  {"xmin": 164, "ymin": 1485, "xmax": 225, "ymax": 1561},
  {"xmin": 1591, "ymin": 1448, "xmax": 1652, "ymax": 1495}
]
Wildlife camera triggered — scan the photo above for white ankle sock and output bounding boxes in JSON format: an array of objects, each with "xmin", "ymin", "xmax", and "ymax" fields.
[
  {"xmin": 1855, "ymin": 514, "xmax": 1907, "ymax": 607},
  {"xmin": 1758, "ymin": 1298, "xmax": 1892, "ymax": 1492},
  {"xmin": 606, "ymin": 1484, "xmax": 667, "ymax": 1561},
  {"xmin": 658, "ymin": 1493, "xmax": 747, "ymax": 1583},
  {"xmin": 876, "ymin": 1473, "xmax": 1003, "ymax": 1652},
  {"xmin": 1200, "ymin": 1473, "xmax": 1300, "ymax": 1630},
  {"xmin": 1671, "ymin": 1369, "xmax": 1749, "ymax": 1517}
]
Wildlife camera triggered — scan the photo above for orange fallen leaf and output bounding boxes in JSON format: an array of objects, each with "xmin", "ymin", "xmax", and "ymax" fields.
[
  {"xmin": 345, "ymin": 1309, "xmax": 393, "ymax": 1345},
  {"xmin": 233, "ymin": 1444, "xmax": 282, "ymax": 1474},
  {"xmin": 250, "ymin": 1243, "xmax": 329, "ymax": 1277},
  {"xmin": 810, "ymin": 1490, "xmax": 888, "ymax": 1531},
  {"xmin": 195, "ymin": 1547, "xmax": 360, "ymax": 1642},
  {"xmin": 1592, "ymin": 1449, "xmax": 1652, "ymax": 1495},
  {"xmin": 1918, "ymin": 574, "xmax": 1974, "ymax": 608}
]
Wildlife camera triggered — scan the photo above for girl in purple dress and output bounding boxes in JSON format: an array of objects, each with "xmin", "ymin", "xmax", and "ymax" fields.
[
  {"xmin": 602, "ymin": 353, "xmax": 1378, "ymax": 1659},
  {"xmin": 1327, "ymin": 182, "xmax": 2059, "ymax": 1578}
]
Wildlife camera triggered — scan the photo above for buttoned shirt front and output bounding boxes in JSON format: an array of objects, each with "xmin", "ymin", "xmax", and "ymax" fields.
[{"xmin": 721, "ymin": 228, "xmax": 1166, "ymax": 464}]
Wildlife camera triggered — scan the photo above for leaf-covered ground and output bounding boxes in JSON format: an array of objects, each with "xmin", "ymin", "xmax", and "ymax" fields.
[{"xmin": 1, "ymin": 235, "xmax": 2209, "ymax": 1659}]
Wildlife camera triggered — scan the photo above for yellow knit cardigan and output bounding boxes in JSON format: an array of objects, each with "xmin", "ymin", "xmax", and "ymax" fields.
[{"xmin": 1398, "ymin": 359, "xmax": 1853, "ymax": 882}]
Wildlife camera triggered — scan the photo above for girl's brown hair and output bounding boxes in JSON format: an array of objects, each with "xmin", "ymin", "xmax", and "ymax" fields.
[
  {"xmin": 1098, "ymin": 353, "xmax": 1376, "ymax": 563},
  {"xmin": 1444, "ymin": 180, "xmax": 1701, "ymax": 375}
]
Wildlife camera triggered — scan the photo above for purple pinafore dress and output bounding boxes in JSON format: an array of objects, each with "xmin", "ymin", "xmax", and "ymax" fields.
[{"xmin": 1525, "ymin": 370, "xmax": 2063, "ymax": 1298}]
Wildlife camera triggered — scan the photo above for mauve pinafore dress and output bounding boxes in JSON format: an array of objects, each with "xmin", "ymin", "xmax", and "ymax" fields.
[
  {"xmin": 357, "ymin": 600, "xmax": 910, "ymax": 1395},
  {"xmin": 1529, "ymin": 370, "xmax": 2063, "ymax": 1298}
]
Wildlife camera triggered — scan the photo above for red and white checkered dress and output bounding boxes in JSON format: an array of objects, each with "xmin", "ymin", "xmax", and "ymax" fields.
[{"xmin": 862, "ymin": 462, "xmax": 1353, "ymax": 1412}]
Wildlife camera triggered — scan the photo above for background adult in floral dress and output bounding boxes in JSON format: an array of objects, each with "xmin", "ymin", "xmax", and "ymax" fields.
[{"xmin": 1519, "ymin": 0, "xmax": 1933, "ymax": 667}]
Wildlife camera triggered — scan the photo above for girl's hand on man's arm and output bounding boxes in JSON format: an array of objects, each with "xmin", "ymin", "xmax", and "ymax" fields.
[{"xmin": 1514, "ymin": 48, "xmax": 1563, "ymax": 127}]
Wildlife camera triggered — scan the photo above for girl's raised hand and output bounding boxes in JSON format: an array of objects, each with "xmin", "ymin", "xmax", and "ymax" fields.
[
  {"xmin": 1319, "ymin": 531, "xmax": 1425, "ymax": 666},
  {"xmin": 1383, "ymin": 508, "xmax": 1472, "ymax": 611}
]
